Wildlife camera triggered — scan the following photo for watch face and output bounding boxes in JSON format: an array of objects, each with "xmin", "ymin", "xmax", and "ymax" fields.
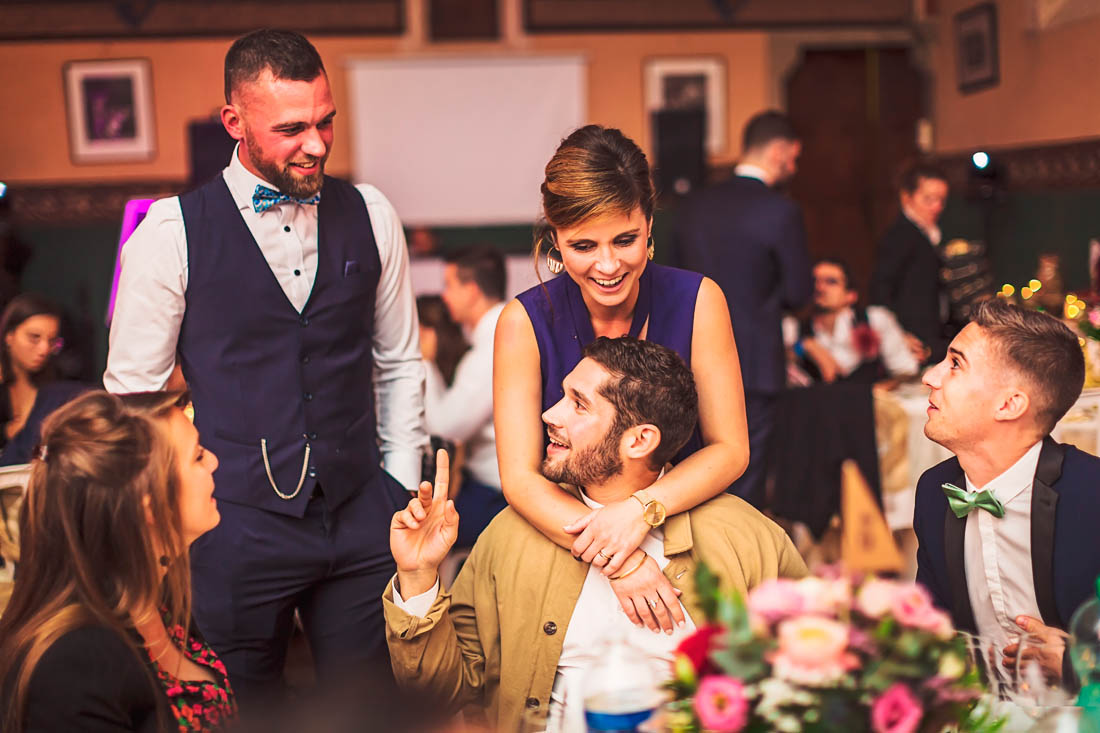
[{"xmin": 644, "ymin": 502, "xmax": 666, "ymax": 527}]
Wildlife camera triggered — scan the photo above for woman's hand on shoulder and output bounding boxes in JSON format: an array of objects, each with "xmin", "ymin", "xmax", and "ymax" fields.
[{"xmin": 608, "ymin": 549, "xmax": 685, "ymax": 633}]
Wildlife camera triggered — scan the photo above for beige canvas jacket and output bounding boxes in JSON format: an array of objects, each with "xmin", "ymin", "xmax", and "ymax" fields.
[{"xmin": 384, "ymin": 491, "xmax": 807, "ymax": 730}]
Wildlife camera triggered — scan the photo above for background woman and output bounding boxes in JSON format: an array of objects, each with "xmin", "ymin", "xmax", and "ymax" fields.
[
  {"xmin": 0, "ymin": 391, "xmax": 235, "ymax": 732},
  {"xmin": 494, "ymin": 125, "xmax": 749, "ymax": 630},
  {"xmin": 0, "ymin": 294, "xmax": 85, "ymax": 466}
]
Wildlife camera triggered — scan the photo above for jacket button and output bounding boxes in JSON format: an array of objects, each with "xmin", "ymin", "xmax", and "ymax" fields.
[
  {"xmin": 543, "ymin": 621, "xmax": 557, "ymax": 635},
  {"xmin": 303, "ymin": 392, "xmax": 313, "ymax": 401},
  {"xmin": 525, "ymin": 697, "xmax": 539, "ymax": 709},
  {"xmin": 299, "ymin": 316, "xmax": 309, "ymax": 327},
  {"xmin": 301, "ymin": 354, "xmax": 310, "ymax": 364}
]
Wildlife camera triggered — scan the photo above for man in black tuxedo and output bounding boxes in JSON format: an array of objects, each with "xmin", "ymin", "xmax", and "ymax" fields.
[
  {"xmin": 672, "ymin": 110, "xmax": 811, "ymax": 507},
  {"xmin": 914, "ymin": 298, "xmax": 1099, "ymax": 687},
  {"xmin": 870, "ymin": 162, "xmax": 950, "ymax": 365}
]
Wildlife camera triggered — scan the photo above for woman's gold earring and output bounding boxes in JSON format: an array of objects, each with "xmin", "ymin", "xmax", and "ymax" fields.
[
  {"xmin": 646, "ymin": 236, "xmax": 655, "ymax": 261},
  {"xmin": 546, "ymin": 246, "xmax": 565, "ymax": 275}
]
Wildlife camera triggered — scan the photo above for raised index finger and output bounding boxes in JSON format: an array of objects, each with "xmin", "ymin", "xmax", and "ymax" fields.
[{"xmin": 433, "ymin": 448, "xmax": 450, "ymax": 501}]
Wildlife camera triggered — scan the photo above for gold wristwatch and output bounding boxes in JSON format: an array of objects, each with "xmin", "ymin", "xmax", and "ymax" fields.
[{"xmin": 630, "ymin": 490, "xmax": 667, "ymax": 528}]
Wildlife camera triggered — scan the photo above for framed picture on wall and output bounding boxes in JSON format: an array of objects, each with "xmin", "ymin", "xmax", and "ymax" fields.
[
  {"xmin": 643, "ymin": 56, "xmax": 727, "ymax": 155},
  {"xmin": 63, "ymin": 58, "xmax": 155, "ymax": 164},
  {"xmin": 954, "ymin": 2, "xmax": 999, "ymax": 93}
]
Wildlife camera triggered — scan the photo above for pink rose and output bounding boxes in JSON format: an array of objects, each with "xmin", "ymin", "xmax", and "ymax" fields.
[
  {"xmin": 856, "ymin": 578, "xmax": 898, "ymax": 619},
  {"xmin": 693, "ymin": 676, "xmax": 749, "ymax": 732},
  {"xmin": 891, "ymin": 583, "xmax": 943, "ymax": 632},
  {"xmin": 770, "ymin": 616, "xmax": 858, "ymax": 686},
  {"xmin": 796, "ymin": 576, "xmax": 851, "ymax": 616},
  {"xmin": 871, "ymin": 683, "xmax": 923, "ymax": 733},
  {"xmin": 747, "ymin": 579, "xmax": 803, "ymax": 623},
  {"xmin": 1090, "ymin": 308, "xmax": 1100, "ymax": 327}
]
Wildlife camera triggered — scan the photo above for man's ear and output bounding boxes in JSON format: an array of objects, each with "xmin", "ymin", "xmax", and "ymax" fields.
[
  {"xmin": 221, "ymin": 103, "xmax": 246, "ymax": 142},
  {"xmin": 992, "ymin": 387, "xmax": 1030, "ymax": 423},
  {"xmin": 621, "ymin": 423, "xmax": 661, "ymax": 463}
]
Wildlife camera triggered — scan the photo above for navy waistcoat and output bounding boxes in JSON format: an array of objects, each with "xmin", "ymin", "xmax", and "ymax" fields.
[{"xmin": 178, "ymin": 174, "xmax": 382, "ymax": 517}]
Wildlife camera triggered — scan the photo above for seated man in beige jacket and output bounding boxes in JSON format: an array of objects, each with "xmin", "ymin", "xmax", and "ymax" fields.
[{"xmin": 386, "ymin": 337, "xmax": 807, "ymax": 730}]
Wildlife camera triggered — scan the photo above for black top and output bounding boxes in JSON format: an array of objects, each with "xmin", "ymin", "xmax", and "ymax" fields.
[
  {"xmin": 21, "ymin": 626, "xmax": 166, "ymax": 732},
  {"xmin": 0, "ymin": 381, "xmax": 88, "ymax": 465}
]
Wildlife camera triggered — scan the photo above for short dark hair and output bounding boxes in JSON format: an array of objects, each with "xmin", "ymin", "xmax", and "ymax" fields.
[
  {"xmin": 814, "ymin": 257, "xmax": 855, "ymax": 291},
  {"xmin": 445, "ymin": 244, "xmax": 506, "ymax": 302},
  {"xmin": 224, "ymin": 29, "xmax": 326, "ymax": 103},
  {"xmin": 742, "ymin": 110, "xmax": 798, "ymax": 153},
  {"xmin": 581, "ymin": 337, "xmax": 698, "ymax": 469},
  {"xmin": 898, "ymin": 160, "xmax": 948, "ymax": 195},
  {"xmin": 972, "ymin": 298, "xmax": 1084, "ymax": 434}
]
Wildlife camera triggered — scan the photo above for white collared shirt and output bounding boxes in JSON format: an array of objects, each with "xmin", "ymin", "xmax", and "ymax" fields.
[
  {"xmin": 424, "ymin": 302, "xmax": 505, "ymax": 488},
  {"xmin": 782, "ymin": 306, "xmax": 919, "ymax": 378},
  {"xmin": 902, "ymin": 205, "xmax": 942, "ymax": 246},
  {"xmin": 393, "ymin": 489, "xmax": 695, "ymax": 733},
  {"xmin": 963, "ymin": 440, "xmax": 1044, "ymax": 668},
  {"xmin": 104, "ymin": 145, "xmax": 427, "ymax": 490},
  {"xmin": 733, "ymin": 163, "xmax": 769, "ymax": 184}
]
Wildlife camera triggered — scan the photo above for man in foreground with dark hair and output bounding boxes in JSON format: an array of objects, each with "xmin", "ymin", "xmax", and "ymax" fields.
[
  {"xmin": 106, "ymin": 29, "xmax": 426, "ymax": 701},
  {"xmin": 386, "ymin": 337, "xmax": 806, "ymax": 730},
  {"xmin": 914, "ymin": 299, "xmax": 1100, "ymax": 687},
  {"xmin": 870, "ymin": 161, "xmax": 951, "ymax": 364},
  {"xmin": 672, "ymin": 109, "xmax": 811, "ymax": 508}
]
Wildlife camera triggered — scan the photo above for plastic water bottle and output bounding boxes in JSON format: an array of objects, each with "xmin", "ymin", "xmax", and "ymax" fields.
[
  {"xmin": 1070, "ymin": 576, "xmax": 1100, "ymax": 733},
  {"xmin": 581, "ymin": 633, "xmax": 663, "ymax": 732}
]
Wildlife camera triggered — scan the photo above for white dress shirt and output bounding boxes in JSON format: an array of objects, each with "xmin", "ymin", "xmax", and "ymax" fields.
[
  {"xmin": 963, "ymin": 440, "xmax": 1044, "ymax": 669},
  {"xmin": 734, "ymin": 163, "xmax": 769, "ymax": 184},
  {"xmin": 393, "ymin": 490, "xmax": 695, "ymax": 733},
  {"xmin": 424, "ymin": 302, "xmax": 504, "ymax": 489},
  {"xmin": 104, "ymin": 145, "xmax": 427, "ymax": 490},
  {"xmin": 902, "ymin": 205, "xmax": 942, "ymax": 246},
  {"xmin": 782, "ymin": 306, "xmax": 919, "ymax": 379}
]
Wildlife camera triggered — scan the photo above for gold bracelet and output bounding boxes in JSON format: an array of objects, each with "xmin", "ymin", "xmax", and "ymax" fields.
[{"xmin": 610, "ymin": 551, "xmax": 648, "ymax": 581}]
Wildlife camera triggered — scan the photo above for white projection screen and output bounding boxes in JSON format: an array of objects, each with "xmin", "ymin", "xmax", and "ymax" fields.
[{"xmin": 346, "ymin": 55, "xmax": 586, "ymax": 226}]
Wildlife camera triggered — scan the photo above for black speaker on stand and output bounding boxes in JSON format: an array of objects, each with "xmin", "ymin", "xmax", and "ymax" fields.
[{"xmin": 652, "ymin": 107, "xmax": 707, "ymax": 200}]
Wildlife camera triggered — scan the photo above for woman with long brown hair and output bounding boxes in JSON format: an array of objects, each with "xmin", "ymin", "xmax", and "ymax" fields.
[
  {"xmin": 0, "ymin": 391, "xmax": 235, "ymax": 732},
  {"xmin": 494, "ymin": 125, "xmax": 749, "ymax": 632}
]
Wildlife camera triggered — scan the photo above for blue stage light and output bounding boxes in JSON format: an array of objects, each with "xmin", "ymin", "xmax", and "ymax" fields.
[{"xmin": 971, "ymin": 151, "xmax": 990, "ymax": 170}]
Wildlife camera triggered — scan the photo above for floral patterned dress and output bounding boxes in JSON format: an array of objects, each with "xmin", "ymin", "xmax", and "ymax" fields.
[{"xmin": 145, "ymin": 620, "xmax": 237, "ymax": 731}]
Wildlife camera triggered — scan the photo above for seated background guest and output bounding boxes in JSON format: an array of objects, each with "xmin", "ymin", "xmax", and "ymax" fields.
[
  {"xmin": 430, "ymin": 244, "xmax": 507, "ymax": 548},
  {"xmin": 386, "ymin": 338, "xmax": 806, "ymax": 730},
  {"xmin": 914, "ymin": 299, "xmax": 1100, "ymax": 688},
  {"xmin": 784, "ymin": 257, "xmax": 919, "ymax": 385},
  {"xmin": 417, "ymin": 295, "xmax": 468, "ymax": 388},
  {"xmin": 0, "ymin": 294, "xmax": 87, "ymax": 466},
  {"xmin": 0, "ymin": 391, "xmax": 236, "ymax": 732}
]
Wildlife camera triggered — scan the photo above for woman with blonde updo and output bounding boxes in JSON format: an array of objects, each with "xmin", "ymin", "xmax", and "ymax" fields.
[
  {"xmin": 494, "ymin": 125, "xmax": 749, "ymax": 631},
  {"xmin": 0, "ymin": 391, "xmax": 236, "ymax": 732}
]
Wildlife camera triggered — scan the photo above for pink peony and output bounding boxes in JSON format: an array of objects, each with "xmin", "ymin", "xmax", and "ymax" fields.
[
  {"xmin": 856, "ymin": 578, "xmax": 898, "ymax": 619},
  {"xmin": 796, "ymin": 576, "xmax": 852, "ymax": 616},
  {"xmin": 891, "ymin": 583, "xmax": 944, "ymax": 632},
  {"xmin": 870, "ymin": 683, "xmax": 923, "ymax": 733},
  {"xmin": 747, "ymin": 579, "xmax": 804, "ymax": 623},
  {"xmin": 1090, "ymin": 308, "xmax": 1100, "ymax": 327},
  {"xmin": 693, "ymin": 676, "xmax": 749, "ymax": 732},
  {"xmin": 770, "ymin": 616, "xmax": 858, "ymax": 686}
]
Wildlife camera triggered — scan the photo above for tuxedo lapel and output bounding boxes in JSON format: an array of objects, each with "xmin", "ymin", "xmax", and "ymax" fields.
[
  {"xmin": 943, "ymin": 465, "xmax": 978, "ymax": 633},
  {"xmin": 1031, "ymin": 437, "xmax": 1066, "ymax": 629}
]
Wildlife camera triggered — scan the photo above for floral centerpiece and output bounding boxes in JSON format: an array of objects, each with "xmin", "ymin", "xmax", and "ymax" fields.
[{"xmin": 663, "ymin": 567, "xmax": 1001, "ymax": 733}]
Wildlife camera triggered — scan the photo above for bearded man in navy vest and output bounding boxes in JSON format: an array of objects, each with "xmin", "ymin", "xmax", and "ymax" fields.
[
  {"xmin": 914, "ymin": 298, "xmax": 1100, "ymax": 689},
  {"xmin": 105, "ymin": 30, "xmax": 428, "ymax": 704}
]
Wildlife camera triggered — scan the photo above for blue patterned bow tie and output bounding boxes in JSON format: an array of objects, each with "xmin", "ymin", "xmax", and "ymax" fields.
[{"xmin": 251, "ymin": 184, "xmax": 320, "ymax": 213}]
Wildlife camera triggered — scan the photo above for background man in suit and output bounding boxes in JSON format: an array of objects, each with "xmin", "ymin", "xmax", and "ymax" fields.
[
  {"xmin": 672, "ymin": 110, "xmax": 811, "ymax": 507},
  {"xmin": 106, "ymin": 30, "xmax": 427, "ymax": 702},
  {"xmin": 913, "ymin": 299, "xmax": 1099, "ymax": 687},
  {"xmin": 870, "ymin": 162, "xmax": 951, "ymax": 365}
]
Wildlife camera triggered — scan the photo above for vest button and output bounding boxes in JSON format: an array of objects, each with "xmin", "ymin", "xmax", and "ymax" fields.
[
  {"xmin": 542, "ymin": 621, "xmax": 557, "ymax": 635},
  {"xmin": 308, "ymin": 432, "xmax": 318, "ymax": 440},
  {"xmin": 284, "ymin": 225, "xmax": 291, "ymax": 233},
  {"xmin": 304, "ymin": 392, "xmax": 313, "ymax": 401},
  {"xmin": 299, "ymin": 316, "xmax": 309, "ymax": 327},
  {"xmin": 525, "ymin": 697, "xmax": 539, "ymax": 709},
  {"xmin": 301, "ymin": 355, "xmax": 310, "ymax": 364}
]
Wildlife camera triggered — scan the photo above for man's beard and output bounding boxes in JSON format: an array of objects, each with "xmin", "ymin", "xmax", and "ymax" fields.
[
  {"xmin": 245, "ymin": 127, "xmax": 326, "ymax": 198},
  {"xmin": 541, "ymin": 427, "xmax": 624, "ymax": 487}
]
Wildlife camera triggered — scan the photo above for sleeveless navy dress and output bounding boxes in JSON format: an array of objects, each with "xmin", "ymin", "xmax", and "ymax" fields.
[{"xmin": 516, "ymin": 263, "xmax": 705, "ymax": 464}]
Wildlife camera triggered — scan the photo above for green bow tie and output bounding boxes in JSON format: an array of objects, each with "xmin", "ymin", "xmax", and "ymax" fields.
[{"xmin": 942, "ymin": 482, "xmax": 1006, "ymax": 519}]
